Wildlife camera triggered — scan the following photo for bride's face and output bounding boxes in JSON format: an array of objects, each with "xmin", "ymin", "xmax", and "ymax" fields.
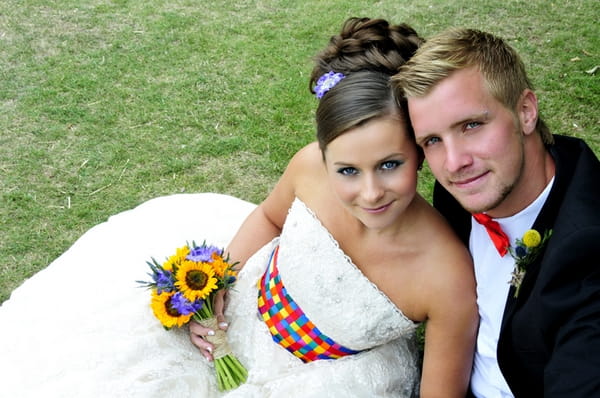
[{"xmin": 323, "ymin": 116, "xmax": 420, "ymax": 231}]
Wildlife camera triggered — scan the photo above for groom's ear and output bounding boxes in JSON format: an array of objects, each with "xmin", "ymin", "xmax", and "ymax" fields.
[{"xmin": 518, "ymin": 89, "xmax": 538, "ymax": 136}]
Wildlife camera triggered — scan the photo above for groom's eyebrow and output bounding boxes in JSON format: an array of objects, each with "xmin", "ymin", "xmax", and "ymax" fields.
[{"xmin": 449, "ymin": 110, "xmax": 490, "ymax": 130}]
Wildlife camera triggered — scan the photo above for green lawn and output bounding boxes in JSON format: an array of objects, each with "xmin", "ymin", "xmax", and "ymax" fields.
[{"xmin": 1, "ymin": 0, "xmax": 598, "ymax": 303}]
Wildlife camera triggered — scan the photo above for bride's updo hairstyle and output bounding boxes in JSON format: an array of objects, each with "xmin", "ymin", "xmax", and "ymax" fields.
[{"xmin": 309, "ymin": 17, "xmax": 423, "ymax": 153}]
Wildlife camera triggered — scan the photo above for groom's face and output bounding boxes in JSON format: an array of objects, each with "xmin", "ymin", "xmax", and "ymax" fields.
[{"xmin": 407, "ymin": 67, "xmax": 527, "ymax": 217}]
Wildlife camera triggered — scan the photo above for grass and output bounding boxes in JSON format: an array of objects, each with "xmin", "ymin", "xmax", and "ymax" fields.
[{"xmin": 1, "ymin": 0, "xmax": 598, "ymax": 303}]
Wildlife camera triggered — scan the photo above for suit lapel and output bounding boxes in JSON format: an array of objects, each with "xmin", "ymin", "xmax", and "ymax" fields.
[{"xmin": 500, "ymin": 137, "xmax": 574, "ymax": 331}]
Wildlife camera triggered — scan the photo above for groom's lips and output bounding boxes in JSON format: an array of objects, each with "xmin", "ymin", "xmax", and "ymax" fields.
[{"xmin": 451, "ymin": 171, "xmax": 489, "ymax": 190}]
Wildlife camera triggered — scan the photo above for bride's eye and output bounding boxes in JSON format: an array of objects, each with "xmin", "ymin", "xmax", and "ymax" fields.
[
  {"xmin": 380, "ymin": 160, "xmax": 402, "ymax": 171},
  {"xmin": 337, "ymin": 167, "xmax": 358, "ymax": 176}
]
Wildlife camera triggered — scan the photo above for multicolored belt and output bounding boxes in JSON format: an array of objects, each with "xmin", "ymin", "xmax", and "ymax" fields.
[{"xmin": 257, "ymin": 245, "xmax": 360, "ymax": 362}]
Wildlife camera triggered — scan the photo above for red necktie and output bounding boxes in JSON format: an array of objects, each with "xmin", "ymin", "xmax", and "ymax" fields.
[{"xmin": 472, "ymin": 213, "xmax": 509, "ymax": 257}]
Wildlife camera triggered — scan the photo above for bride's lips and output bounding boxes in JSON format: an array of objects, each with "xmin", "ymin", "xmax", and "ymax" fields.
[{"xmin": 362, "ymin": 202, "xmax": 392, "ymax": 214}]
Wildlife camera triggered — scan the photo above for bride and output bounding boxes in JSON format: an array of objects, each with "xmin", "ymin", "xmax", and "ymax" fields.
[{"xmin": 0, "ymin": 18, "xmax": 477, "ymax": 397}]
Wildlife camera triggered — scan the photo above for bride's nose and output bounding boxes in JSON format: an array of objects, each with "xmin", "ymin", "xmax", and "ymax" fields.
[{"xmin": 360, "ymin": 175, "xmax": 385, "ymax": 204}]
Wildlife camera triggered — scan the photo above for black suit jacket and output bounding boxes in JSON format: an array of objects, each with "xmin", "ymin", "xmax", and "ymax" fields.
[{"xmin": 433, "ymin": 135, "xmax": 600, "ymax": 397}]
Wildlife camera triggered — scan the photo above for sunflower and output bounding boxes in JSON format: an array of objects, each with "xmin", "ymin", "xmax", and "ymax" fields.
[
  {"xmin": 150, "ymin": 290, "xmax": 194, "ymax": 328},
  {"xmin": 210, "ymin": 252, "xmax": 234, "ymax": 278},
  {"xmin": 175, "ymin": 260, "xmax": 218, "ymax": 301},
  {"xmin": 162, "ymin": 246, "xmax": 190, "ymax": 271}
]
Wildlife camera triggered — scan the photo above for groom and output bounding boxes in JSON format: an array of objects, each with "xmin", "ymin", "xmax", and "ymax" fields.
[{"xmin": 392, "ymin": 28, "xmax": 600, "ymax": 397}]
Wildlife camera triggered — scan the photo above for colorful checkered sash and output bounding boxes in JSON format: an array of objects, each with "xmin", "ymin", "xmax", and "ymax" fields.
[{"xmin": 257, "ymin": 245, "xmax": 361, "ymax": 362}]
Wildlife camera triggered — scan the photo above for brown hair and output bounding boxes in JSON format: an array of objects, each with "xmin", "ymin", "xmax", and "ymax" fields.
[
  {"xmin": 392, "ymin": 28, "xmax": 553, "ymax": 144},
  {"xmin": 310, "ymin": 17, "xmax": 423, "ymax": 153},
  {"xmin": 310, "ymin": 17, "xmax": 422, "ymax": 91},
  {"xmin": 315, "ymin": 70, "xmax": 410, "ymax": 150}
]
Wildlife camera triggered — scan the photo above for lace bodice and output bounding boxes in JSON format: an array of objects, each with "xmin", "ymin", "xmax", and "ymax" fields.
[
  {"xmin": 274, "ymin": 198, "xmax": 418, "ymax": 350},
  {"xmin": 224, "ymin": 197, "xmax": 421, "ymax": 397}
]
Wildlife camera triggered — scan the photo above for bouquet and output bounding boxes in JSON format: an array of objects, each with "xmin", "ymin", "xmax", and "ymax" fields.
[{"xmin": 138, "ymin": 241, "xmax": 248, "ymax": 391}]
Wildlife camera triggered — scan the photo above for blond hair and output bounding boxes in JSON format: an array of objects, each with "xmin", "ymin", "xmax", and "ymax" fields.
[{"xmin": 392, "ymin": 28, "xmax": 553, "ymax": 144}]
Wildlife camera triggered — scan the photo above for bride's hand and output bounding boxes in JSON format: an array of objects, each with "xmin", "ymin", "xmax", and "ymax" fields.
[{"xmin": 189, "ymin": 289, "xmax": 229, "ymax": 361}]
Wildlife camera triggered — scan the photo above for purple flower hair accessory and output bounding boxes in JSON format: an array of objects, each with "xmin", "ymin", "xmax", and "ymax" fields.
[{"xmin": 314, "ymin": 71, "xmax": 346, "ymax": 99}]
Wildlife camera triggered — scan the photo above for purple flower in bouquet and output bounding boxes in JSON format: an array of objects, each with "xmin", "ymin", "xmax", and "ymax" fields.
[
  {"xmin": 138, "ymin": 259, "xmax": 176, "ymax": 294},
  {"xmin": 170, "ymin": 291, "xmax": 203, "ymax": 315},
  {"xmin": 155, "ymin": 269, "xmax": 175, "ymax": 293},
  {"xmin": 187, "ymin": 245, "xmax": 223, "ymax": 262}
]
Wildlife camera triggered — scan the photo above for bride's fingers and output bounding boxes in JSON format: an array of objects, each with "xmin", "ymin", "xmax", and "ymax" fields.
[
  {"xmin": 189, "ymin": 321, "xmax": 215, "ymax": 361},
  {"xmin": 216, "ymin": 313, "xmax": 228, "ymax": 330},
  {"xmin": 213, "ymin": 290, "xmax": 228, "ymax": 330}
]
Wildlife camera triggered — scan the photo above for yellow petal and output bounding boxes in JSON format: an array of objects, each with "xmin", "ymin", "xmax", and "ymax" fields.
[{"xmin": 522, "ymin": 229, "xmax": 542, "ymax": 248}]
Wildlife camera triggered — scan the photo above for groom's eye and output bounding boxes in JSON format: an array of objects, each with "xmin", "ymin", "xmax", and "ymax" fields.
[
  {"xmin": 465, "ymin": 121, "xmax": 482, "ymax": 130},
  {"xmin": 423, "ymin": 136, "xmax": 441, "ymax": 147}
]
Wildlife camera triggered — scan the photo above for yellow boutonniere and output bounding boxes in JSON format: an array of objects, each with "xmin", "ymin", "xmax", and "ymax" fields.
[{"xmin": 508, "ymin": 229, "xmax": 552, "ymax": 297}]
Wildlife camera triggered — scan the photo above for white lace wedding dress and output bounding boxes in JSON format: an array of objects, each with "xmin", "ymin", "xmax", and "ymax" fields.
[{"xmin": 0, "ymin": 193, "xmax": 420, "ymax": 397}]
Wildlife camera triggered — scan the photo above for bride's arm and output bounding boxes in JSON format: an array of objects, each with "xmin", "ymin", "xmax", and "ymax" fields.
[
  {"xmin": 224, "ymin": 142, "xmax": 322, "ymax": 269},
  {"xmin": 419, "ymin": 235, "xmax": 478, "ymax": 398},
  {"xmin": 190, "ymin": 143, "xmax": 317, "ymax": 359},
  {"xmin": 189, "ymin": 195, "xmax": 291, "ymax": 360},
  {"xmin": 223, "ymin": 203, "xmax": 284, "ymax": 269}
]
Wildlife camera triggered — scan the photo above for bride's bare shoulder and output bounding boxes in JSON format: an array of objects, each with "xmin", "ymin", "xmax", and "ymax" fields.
[
  {"xmin": 412, "ymin": 200, "xmax": 474, "ymax": 285},
  {"xmin": 287, "ymin": 142, "xmax": 328, "ymax": 189},
  {"xmin": 289, "ymin": 142, "xmax": 322, "ymax": 168}
]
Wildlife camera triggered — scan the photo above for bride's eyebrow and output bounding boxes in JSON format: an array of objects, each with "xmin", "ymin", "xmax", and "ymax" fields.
[{"xmin": 332, "ymin": 153, "xmax": 405, "ymax": 167}]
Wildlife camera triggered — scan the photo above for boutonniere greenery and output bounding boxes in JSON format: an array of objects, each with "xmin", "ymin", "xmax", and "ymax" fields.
[{"xmin": 508, "ymin": 229, "xmax": 552, "ymax": 298}]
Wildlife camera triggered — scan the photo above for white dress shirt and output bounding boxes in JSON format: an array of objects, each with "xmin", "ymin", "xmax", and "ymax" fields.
[{"xmin": 470, "ymin": 178, "xmax": 554, "ymax": 398}]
